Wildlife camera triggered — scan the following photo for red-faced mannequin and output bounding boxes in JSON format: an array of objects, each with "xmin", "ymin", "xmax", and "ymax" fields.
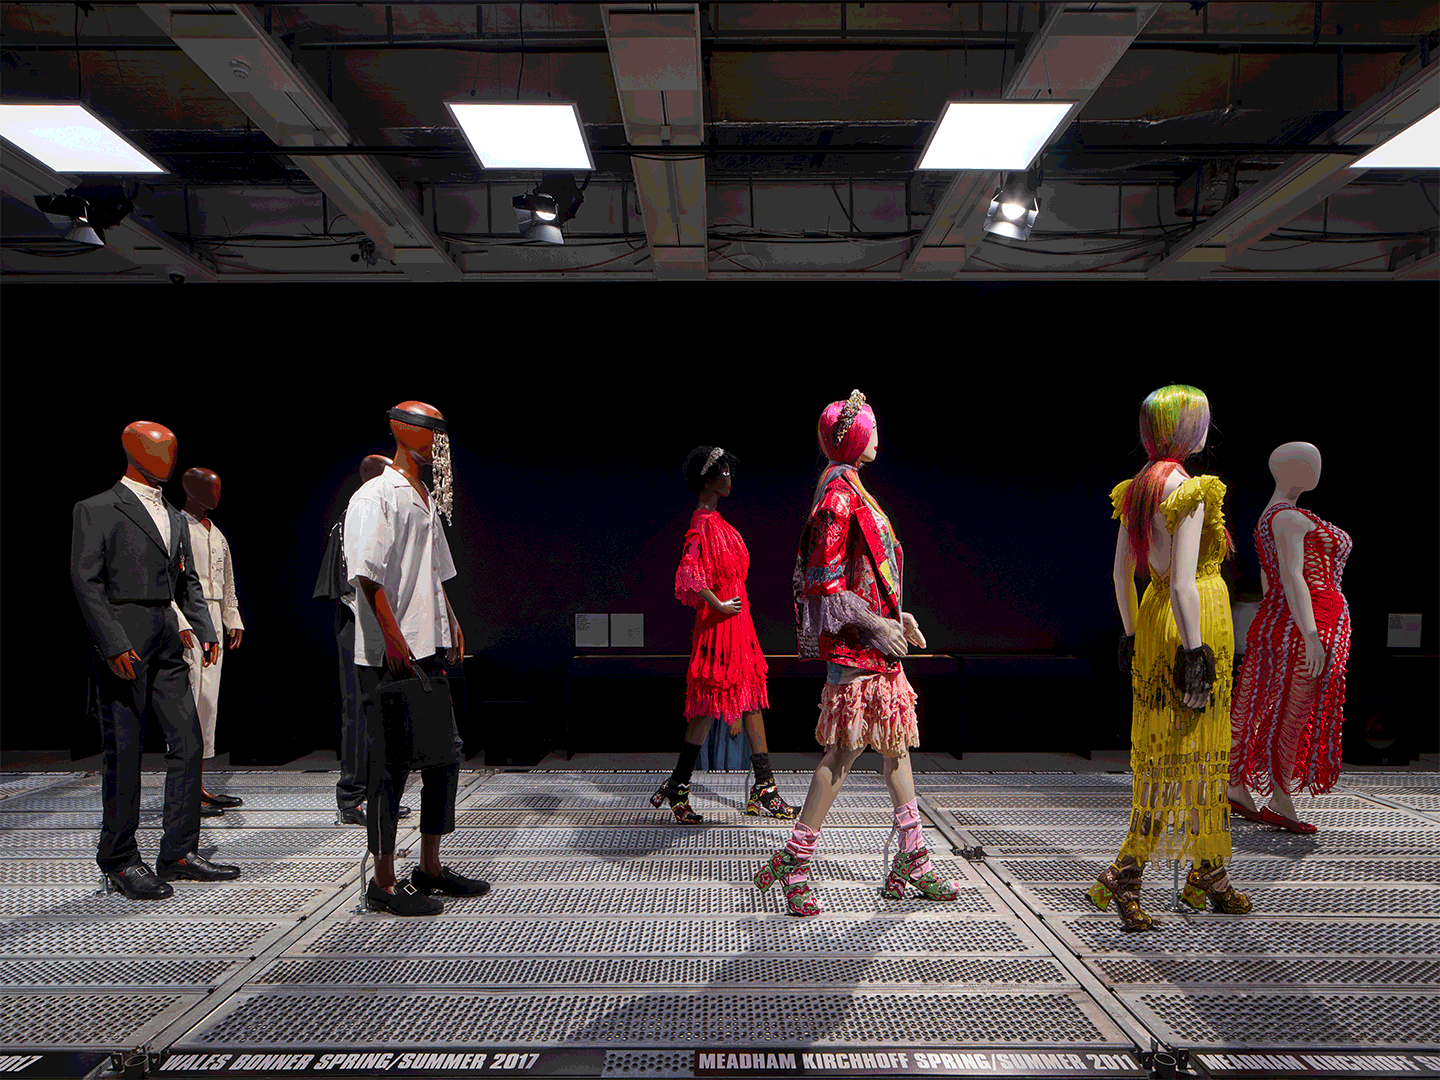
[
  {"xmin": 387, "ymin": 400, "xmax": 440, "ymax": 505},
  {"xmin": 179, "ymin": 468, "xmax": 242, "ymax": 654},
  {"xmin": 108, "ymin": 424, "xmax": 218, "ymax": 679}
]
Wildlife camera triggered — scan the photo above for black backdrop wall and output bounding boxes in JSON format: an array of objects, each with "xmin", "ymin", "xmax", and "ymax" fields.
[{"xmin": 7, "ymin": 281, "xmax": 1436, "ymax": 764}]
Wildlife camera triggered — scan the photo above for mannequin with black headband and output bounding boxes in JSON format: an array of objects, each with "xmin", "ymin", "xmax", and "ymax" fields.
[
  {"xmin": 72, "ymin": 421, "xmax": 241, "ymax": 900},
  {"xmin": 344, "ymin": 401, "xmax": 488, "ymax": 915}
]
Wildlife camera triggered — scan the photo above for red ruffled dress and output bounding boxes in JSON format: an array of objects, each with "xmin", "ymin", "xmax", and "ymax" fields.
[
  {"xmin": 1231, "ymin": 503, "xmax": 1353, "ymax": 797},
  {"xmin": 674, "ymin": 508, "xmax": 769, "ymax": 724}
]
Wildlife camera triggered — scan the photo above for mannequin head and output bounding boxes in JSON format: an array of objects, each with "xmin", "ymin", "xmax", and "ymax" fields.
[
  {"xmin": 1122, "ymin": 384, "xmax": 1231, "ymax": 578},
  {"xmin": 683, "ymin": 446, "xmax": 738, "ymax": 496},
  {"xmin": 182, "ymin": 467, "xmax": 221, "ymax": 510},
  {"xmin": 818, "ymin": 390, "xmax": 877, "ymax": 466},
  {"xmin": 122, "ymin": 421, "xmax": 177, "ymax": 486},
  {"xmin": 359, "ymin": 453, "xmax": 392, "ymax": 484},
  {"xmin": 1269, "ymin": 442, "xmax": 1321, "ymax": 495},
  {"xmin": 1138, "ymin": 384, "xmax": 1211, "ymax": 464},
  {"xmin": 389, "ymin": 400, "xmax": 442, "ymax": 462}
]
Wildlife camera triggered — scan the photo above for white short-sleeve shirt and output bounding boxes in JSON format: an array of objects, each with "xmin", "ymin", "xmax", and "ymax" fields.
[{"xmin": 343, "ymin": 467, "xmax": 457, "ymax": 667}]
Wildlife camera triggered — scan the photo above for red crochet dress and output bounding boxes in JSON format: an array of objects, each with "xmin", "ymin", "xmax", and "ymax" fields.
[
  {"xmin": 1231, "ymin": 503, "xmax": 1353, "ymax": 796},
  {"xmin": 674, "ymin": 508, "xmax": 769, "ymax": 724}
]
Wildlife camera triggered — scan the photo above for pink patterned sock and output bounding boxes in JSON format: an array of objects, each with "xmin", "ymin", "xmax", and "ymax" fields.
[
  {"xmin": 893, "ymin": 798, "xmax": 935, "ymax": 875},
  {"xmin": 783, "ymin": 822, "xmax": 820, "ymax": 885}
]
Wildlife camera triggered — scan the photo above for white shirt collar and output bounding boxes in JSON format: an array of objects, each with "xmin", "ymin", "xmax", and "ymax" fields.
[{"xmin": 120, "ymin": 475, "xmax": 165, "ymax": 505}]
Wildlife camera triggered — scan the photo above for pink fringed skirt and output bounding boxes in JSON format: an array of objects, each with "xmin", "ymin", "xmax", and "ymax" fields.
[{"xmin": 815, "ymin": 668, "xmax": 919, "ymax": 758}]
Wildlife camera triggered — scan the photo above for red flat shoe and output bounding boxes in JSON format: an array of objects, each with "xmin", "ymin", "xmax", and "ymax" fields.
[
  {"xmin": 1257, "ymin": 806, "xmax": 1316, "ymax": 834},
  {"xmin": 1228, "ymin": 799, "xmax": 1264, "ymax": 823}
]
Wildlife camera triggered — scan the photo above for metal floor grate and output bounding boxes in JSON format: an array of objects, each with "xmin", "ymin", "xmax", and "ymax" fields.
[
  {"xmin": 178, "ymin": 988, "xmax": 1128, "ymax": 1047},
  {"xmin": 299, "ymin": 914, "xmax": 1042, "ymax": 957},
  {"xmin": 417, "ymin": 883, "xmax": 999, "ymax": 917},
  {"xmin": 255, "ymin": 955, "xmax": 1075, "ymax": 989},
  {"xmin": 462, "ymin": 792, "xmax": 897, "ymax": 810},
  {"xmin": 1019, "ymin": 883, "xmax": 1440, "ymax": 917},
  {"xmin": 422, "ymin": 855, "xmax": 977, "ymax": 886},
  {"xmin": 1089, "ymin": 956, "xmax": 1440, "ymax": 989},
  {"xmin": 969, "ymin": 828, "xmax": 1440, "ymax": 856},
  {"xmin": 946, "ymin": 807, "xmax": 1426, "ymax": 828},
  {"xmin": 0, "ymin": 958, "xmax": 243, "ymax": 989},
  {"xmin": 0, "ymin": 990, "xmax": 201, "ymax": 1049},
  {"xmin": 0, "ymin": 918, "xmax": 289, "ymax": 956},
  {"xmin": 1121, "ymin": 989, "xmax": 1440, "ymax": 1048},
  {"xmin": 455, "ymin": 809, "xmax": 898, "ymax": 828},
  {"xmin": 437, "ymin": 825, "xmax": 919, "ymax": 857},
  {"xmin": 991, "ymin": 856, "xmax": 1440, "ymax": 884},
  {"xmin": 1054, "ymin": 915, "xmax": 1440, "ymax": 956},
  {"xmin": 0, "ymin": 884, "xmax": 330, "ymax": 918},
  {"xmin": 0, "ymin": 858, "xmax": 362, "ymax": 886}
]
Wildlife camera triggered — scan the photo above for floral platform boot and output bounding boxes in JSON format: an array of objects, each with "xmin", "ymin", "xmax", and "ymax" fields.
[
  {"xmin": 882, "ymin": 799, "xmax": 960, "ymax": 901},
  {"xmin": 746, "ymin": 782, "xmax": 798, "ymax": 820},
  {"xmin": 650, "ymin": 779, "xmax": 702, "ymax": 824},
  {"xmin": 754, "ymin": 821, "xmax": 821, "ymax": 916},
  {"xmin": 1183, "ymin": 860, "xmax": 1253, "ymax": 915}
]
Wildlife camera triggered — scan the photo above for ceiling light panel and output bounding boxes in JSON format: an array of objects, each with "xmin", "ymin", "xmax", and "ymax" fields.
[
  {"xmin": 0, "ymin": 103, "xmax": 167, "ymax": 173},
  {"xmin": 918, "ymin": 101, "xmax": 1077, "ymax": 171},
  {"xmin": 1351, "ymin": 108, "xmax": 1440, "ymax": 169},
  {"xmin": 445, "ymin": 102, "xmax": 595, "ymax": 171}
]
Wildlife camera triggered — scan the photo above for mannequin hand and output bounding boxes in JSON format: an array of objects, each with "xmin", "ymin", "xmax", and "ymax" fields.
[
  {"xmin": 385, "ymin": 642, "xmax": 415, "ymax": 678},
  {"xmin": 876, "ymin": 618, "xmax": 910, "ymax": 660},
  {"xmin": 901, "ymin": 612, "xmax": 926, "ymax": 649},
  {"xmin": 179, "ymin": 629, "xmax": 196, "ymax": 651},
  {"xmin": 728, "ymin": 719, "xmax": 742, "ymax": 737},
  {"xmin": 713, "ymin": 596, "xmax": 743, "ymax": 618},
  {"xmin": 1300, "ymin": 632, "xmax": 1325, "ymax": 679},
  {"xmin": 447, "ymin": 620, "xmax": 464, "ymax": 666},
  {"xmin": 1173, "ymin": 644, "xmax": 1216, "ymax": 711},
  {"xmin": 202, "ymin": 642, "xmax": 220, "ymax": 667},
  {"xmin": 107, "ymin": 649, "xmax": 140, "ymax": 680},
  {"xmin": 1118, "ymin": 633, "xmax": 1135, "ymax": 676},
  {"xmin": 227, "ymin": 628, "xmax": 243, "ymax": 650}
]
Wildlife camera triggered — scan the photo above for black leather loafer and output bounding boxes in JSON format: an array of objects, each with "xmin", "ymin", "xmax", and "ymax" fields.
[
  {"xmin": 104, "ymin": 862, "xmax": 174, "ymax": 900},
  {"xmin": 156, "ymin": 852, "xmax": 242, "ymax": 882},
  {"xmin": 411, "ymin": 865, "xmax": 491, "ymax": 897},
  {"xmin": 366, "ymin": 879, "xmax": 442, "ymax": 915},
  {"xmin": 199, "ymin": 804, "xmax": 225, "ymax": 818},
  {"xmin": 201, "ymin": 790, "xmax": 244, "ymax": 808}
]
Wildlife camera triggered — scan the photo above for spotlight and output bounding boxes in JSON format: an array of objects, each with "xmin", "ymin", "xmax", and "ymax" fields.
[
  {"xmin": 513, "ymin": 191, "xmax": 562, "ymax": 244},
  {"xmin": 983, "ymin": 172, "xmax": 1040, "ymax": 241},
  {"xmin": 34, "ymin": 191, "xmax": 133, "ymax": 247}
]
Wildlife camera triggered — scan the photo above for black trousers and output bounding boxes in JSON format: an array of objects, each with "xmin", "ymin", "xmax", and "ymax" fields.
[
  {"xmin": 357, "ymin": 654, "xmax": 461, "ymax": 857},
  {"xmin": 91, "ymin": 602, "xmax": 202, "ymax": 873},
  {"xmin": 333, "ymin": 602, "xmax": 367, "ymax": 810}
]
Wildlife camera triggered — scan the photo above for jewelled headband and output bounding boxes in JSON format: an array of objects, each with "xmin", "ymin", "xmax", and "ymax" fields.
[
  {"xmin": 832, "ymin": 389, "xmax": 867, "ymax": 445},
  {"xmin": 703, "ymin": 447, "xmax": 726, "ymax": 475},
  {"xmin": 386, "ymin": 407, "xmax": 450, "ymax": 433}
]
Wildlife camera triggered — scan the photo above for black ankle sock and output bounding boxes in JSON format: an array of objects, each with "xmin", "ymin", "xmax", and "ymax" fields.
[
  {"xmin": 670, "ymin": 740, "xmax": 703, "ymax": 786},
  {"xmin": 750, "ymin": 752, "xmax": 774, "ymax": 788}
]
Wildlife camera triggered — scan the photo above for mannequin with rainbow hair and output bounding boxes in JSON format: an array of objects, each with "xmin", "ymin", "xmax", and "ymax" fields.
[
  {"xmin": 752, "ymin": 390, "xmax": 960, "ymax": 916},
  {"xmin": 1094, "ymin": 383, "xmax": 1253, "ymax": 930}
]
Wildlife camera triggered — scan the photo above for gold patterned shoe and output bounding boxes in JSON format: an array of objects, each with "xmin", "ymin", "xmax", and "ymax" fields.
[
  {"xmin": 1182, "ymin": 860, "xmax": 1252, "ymax": 915},
  {"xmin": 1085, "ymin": 856, "xmax": 1158, "ymax": 931}
]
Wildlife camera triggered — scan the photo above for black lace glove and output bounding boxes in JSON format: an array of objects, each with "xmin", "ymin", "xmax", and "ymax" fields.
[
  {"xmin": 1173, "ymin": 643, "xmax": 1217, "ymax": 705},
  {"xmin": 1118, "ymin": 633, "xmax": 1135, "ymax": 676}
]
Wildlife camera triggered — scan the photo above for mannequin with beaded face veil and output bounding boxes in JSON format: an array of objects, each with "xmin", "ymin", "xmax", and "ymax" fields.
[
  {"xmin": 1229, "ymin": 442, "xmax": 1352, "ymax": 833},
  {"xmin": 71, "ymin": 422, "xmax": 240, "ymax": 901},
  {"xmin": 170, "ymin": 467, "xmax": 246, "ymax": 813},
  {"xmin": 344, "ymin": 401, "xmax": 489, "ymax": 916}
]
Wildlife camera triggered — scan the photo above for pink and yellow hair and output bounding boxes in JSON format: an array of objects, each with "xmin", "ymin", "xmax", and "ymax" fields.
[{"xmin": 1120, "ymin": 383, "xmax": 1234, "ymax": 576}]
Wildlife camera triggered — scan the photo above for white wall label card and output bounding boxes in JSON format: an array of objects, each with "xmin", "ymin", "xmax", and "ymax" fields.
[
  {"xmin": 575, "ymin": 613, "xmax": 609, "ymax": 648},
  {"xmin": 610, "ymin": 613, "xmax": 644, "ymax": 647},
  {"xmin": 1387, "ymin": 613, "xmax": 1421, "ymax": 648}
]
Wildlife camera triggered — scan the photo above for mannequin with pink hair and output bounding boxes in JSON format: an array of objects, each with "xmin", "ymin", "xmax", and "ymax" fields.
[
  {"xmin": 1095, "ymin": 384, "xmax": 1252, "ymax": 931},
  {"xmin": 753, "ymin": 391, "xmax": 960, "ymax": 916}
]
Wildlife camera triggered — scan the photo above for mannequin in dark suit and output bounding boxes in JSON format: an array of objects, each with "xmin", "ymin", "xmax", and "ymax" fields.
[{"xmin": 70, "ymin": 421, "xmax": 242, "ymax": 900}]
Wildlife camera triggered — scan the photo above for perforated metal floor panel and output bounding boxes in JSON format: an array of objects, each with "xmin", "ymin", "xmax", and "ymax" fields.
[{"xmin": 3, "ymin": 766, "xmax": 1435, "ymax": 1073}]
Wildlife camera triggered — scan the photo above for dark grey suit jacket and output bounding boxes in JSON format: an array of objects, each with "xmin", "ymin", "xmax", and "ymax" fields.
[{"xmin": 71, "ymin": 481, "xmax": 218, "ymax": 661}]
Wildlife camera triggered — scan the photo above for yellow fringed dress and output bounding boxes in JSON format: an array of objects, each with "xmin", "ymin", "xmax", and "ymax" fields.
[{"xmin": 1110, "ymin": 475, "xmax": 1235, "ymax": 867}]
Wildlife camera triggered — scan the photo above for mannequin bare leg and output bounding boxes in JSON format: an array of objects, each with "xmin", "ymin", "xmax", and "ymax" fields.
[
  {"xmin": 881, "ymin": 752, "xmax": 960, "ymax": 901},
  {"xmin": 798, "ymin": 744, "xmax": 866, "ymax": 830}
]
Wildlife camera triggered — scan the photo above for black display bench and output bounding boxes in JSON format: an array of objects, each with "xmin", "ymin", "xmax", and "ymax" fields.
[{"xmin": 563, "ymin": 654, "xmax": 960, "ymax": 760}]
